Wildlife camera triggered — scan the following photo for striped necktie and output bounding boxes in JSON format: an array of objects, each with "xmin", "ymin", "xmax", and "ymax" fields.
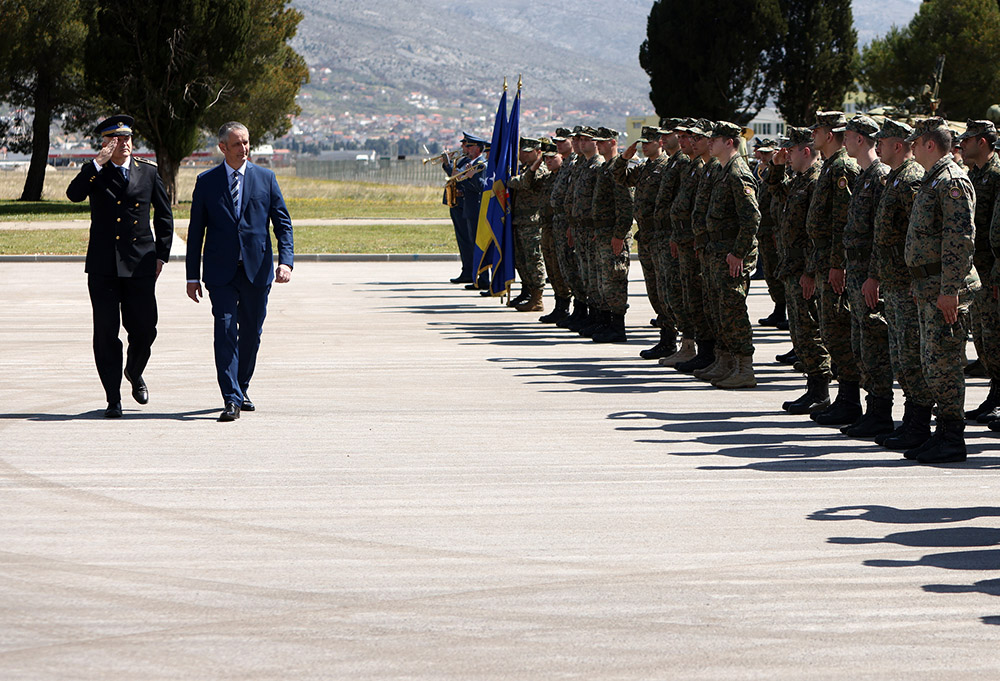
[{"xmin": 231, "ymin": 170, "xmax": 240, "ymax": 216}]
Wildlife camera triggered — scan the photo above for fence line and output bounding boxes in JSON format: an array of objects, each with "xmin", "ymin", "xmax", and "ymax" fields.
[{"xmin": 296, "ymin": 159, "xmax": 449, "ymax": 186}]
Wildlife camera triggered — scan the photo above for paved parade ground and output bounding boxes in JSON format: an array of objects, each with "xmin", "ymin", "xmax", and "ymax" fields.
[{"xmin": 1, "ymin": 260, "xmax": 998, "ymax": 680}]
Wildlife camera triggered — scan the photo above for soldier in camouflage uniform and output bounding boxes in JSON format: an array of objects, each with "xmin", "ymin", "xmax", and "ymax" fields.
[
  {"xmin": 553, "ymin": 129, "xmax": 586, "ymax": 329},
  {"xmin": 653, "ymin": 118, "xmax": 696, "ymax": 366},
  {"xmin": 507, "ymin": 137, "xmax": 549, "ymax": 311},
  {"xmin": 590, "ymin": 127, "xmax": 635, "ymax": 343},
  {"xmin": 839, "ymin": 115, "xmax": 893, "ymax": 438},
  {"xmin": 696, "ymin": 121, "xmax": 760, "ymax": 389},
  {"xmin": 989, "ymin": 135, "xmax": 1000, "ymax": 431},
  {"xmin": 670, "ymin": 119, "xmax": 715, "ymax": 373},
  {"xmin": 568, "ymin": 127, "xmax": 606, "ymax": 335},
  {"xmin": 869, "ymin": 118, "xmax": 935, "ymax": 450},
  {"xmin": 957, "ymin": 120, "xmax": 1000, "ymax": 423},
  {"xmin": 753, "ymin": 138, "xmax": 787, "ymax": 329},
  {"xmin": 768, "ymin": 128, "xmax": 833, "ymax": 414},
  {"xmin": 903, "ymin": 117, "xmax": 980, "ymax": 463},
  {"xmin": 805, "ymin": 111, "xmax": 863, "ymax": 425},
  {"xmin": 535, "ymin": 139, "xmax": 571, "ymax": 323},
  {"xmin": 613, "ymin": 125, "xmax": 673, "ymax": 355}
]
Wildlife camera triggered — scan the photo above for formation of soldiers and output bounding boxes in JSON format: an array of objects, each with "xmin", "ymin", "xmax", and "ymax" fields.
[{"xmin": 445, "ymin": 111, "xmax": 994, "ymax": 465}]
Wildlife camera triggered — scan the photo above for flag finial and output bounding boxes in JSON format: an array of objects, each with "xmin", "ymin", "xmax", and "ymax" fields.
[
  {"xmin": 503, "ymin": 77, "xmax": 507, "ymax": 92},
  {"xmin": 517, "ymin": 74, "xmax": 522, "ymax": 91}
]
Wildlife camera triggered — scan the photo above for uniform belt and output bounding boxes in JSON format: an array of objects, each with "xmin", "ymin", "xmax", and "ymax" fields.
[
  {"xmin": 908, "ymin": 261, "xmax": 942, "ymax": 279},
  {"xmin": 695, "ymin": 227, "xmax": 739, "ymax": 246}
]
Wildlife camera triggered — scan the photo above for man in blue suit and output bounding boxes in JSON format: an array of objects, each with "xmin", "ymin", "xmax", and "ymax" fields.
[{"xmin": 186, "ymin": 121, "xmax": 294, "ymax": 422}]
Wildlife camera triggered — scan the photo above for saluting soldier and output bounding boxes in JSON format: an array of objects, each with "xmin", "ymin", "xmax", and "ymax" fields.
[
  {"xmin": 507, "ymin": 137, "xmax": 550, "ymax": 311},
  {"xmin": 66, "ymin": 115, "xmax": 173, "ymax": 418},
  {"xmin": 903, "ymin": 117, "xmax": 980, "ymax": 464}
]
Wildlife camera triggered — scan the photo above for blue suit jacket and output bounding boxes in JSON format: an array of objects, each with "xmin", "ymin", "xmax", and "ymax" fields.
[{"xmin": 186, "ymin": 162, "xmax": 294, "ymax": 287}]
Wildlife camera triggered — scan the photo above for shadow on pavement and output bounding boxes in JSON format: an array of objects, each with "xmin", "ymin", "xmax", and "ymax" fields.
[{"xmin": 0, "ymin": 408, "xmax": 221, "ymax": 422}]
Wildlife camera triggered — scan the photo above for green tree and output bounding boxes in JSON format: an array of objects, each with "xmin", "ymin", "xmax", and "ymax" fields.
[
  {"xmin": 82, "ymin": 0, "xmax": 307, "ymax": 202},
  {"xmin": 0, "ymin": 0, "xmax": 91, "ymax": 201},
  {"xmin": 773, "ymin": 0, "xmax": 858, "ymax": 127},
  {"xmin": 861, "ymin": 0, "xmax": 1000, "ymax": 121},
  {"xmin": 639, "ymin": 0, "xmax": 786, "ymax": 125}
]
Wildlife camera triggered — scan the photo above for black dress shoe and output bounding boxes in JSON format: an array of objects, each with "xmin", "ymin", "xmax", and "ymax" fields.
[
  {"xmin": 124, "ymin": 368, "xmax": 148, "ymax": 405},
  {"xmin": 104, "ymin": 401, "xmax": 123, "ymax": 418},
  {"xmin": 241, "ymin": 393, "xmax": 255, "ymax": 412},
  {"xmin": 450, "ymin": 274, "xmax": 473, "ymax": 284},
  {"xmin": 219, "ymin": 403, "xmax": 241, "ymax": 422},
  {"xmin": 464, "ymin": 282, "xmax": 481, "ymax": 290}
]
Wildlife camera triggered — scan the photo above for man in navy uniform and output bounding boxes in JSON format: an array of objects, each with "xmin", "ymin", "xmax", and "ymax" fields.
[
  {"xmin": 186, "ymin": 121, "xmax": 294, "ymax": 422},
  {"xmin": 66, "ymin": 114, "xmax": 173, "ymax": 418},
  {"xmin": 443, "ymin": 140, "xmax": 472, "ymax": 283},
  {"xmin": 457, "ymin": 133, "xmax": 489, "ymax": 290}
]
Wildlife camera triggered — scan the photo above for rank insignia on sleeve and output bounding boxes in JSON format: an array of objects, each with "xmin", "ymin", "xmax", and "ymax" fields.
[
  {"xmin": 949, "ymin": 187, "xmax": 962, "ymax": 199},
  {"xmin": 837, "ymin": 177, "xmax": 848, "ymax": 189}
]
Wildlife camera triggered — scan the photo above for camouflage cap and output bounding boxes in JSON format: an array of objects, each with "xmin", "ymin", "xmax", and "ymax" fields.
[
  {"xmin": 552, "ymin": 127, "xmax": 572, "ymax": 141},
  {"xmin": 658, "ymin": 117, "xmax": 682, "ymax": 132},
  {"xmin": 843, "ymin": 115, "xmax": 880, "ymax": 138},
  {"xmin": 519, "ymin": 137, "xmax": 541, "ymax": 152},
  {"xmin": 905, "ymin": 116, "xmax": 950, "ymax": 143},
  {"xmin": 573, "ymin": 125, "xmax": 599, "ymax": 139},
  {"xmin": 874, "ymin": 118, "xmax": 914, "ymax": 140},
  {"xmin": 688, "ymin": 118, "xmax": 715, "ymax": 137},
  {"xmin": 711, "ymin": 120, "xmax": 742, "ymax": 139},
  {"xmin": 595, "ymin": 126, "xmax": 620, "ymax": 142},
  {"xmin": 637, "ymin": 126, "xmax": 662, "ymax": 143},
  {"xmin": 753, "ymin": 137, "xmax": 778, "ymax": 152},
  {"xmin": 956, "ymin": 119, "xmax": 997, "ymax": 142},
  {"xmin": 809, "ymin": 110, "xmax": 848, "ymax": 131},
  {"xmin": 540, "ymin": 139, "xmax": 558, "ymax": 156},
  {"xmin": 783, "ymin": 126, "xmax": 813, "ymax": 148}
]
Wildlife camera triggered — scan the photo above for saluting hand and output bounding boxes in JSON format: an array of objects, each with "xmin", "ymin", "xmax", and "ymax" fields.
[
  {"xmin": 622, "ymin": 142, "xmax": 639, "ymax": 161},
  {"xmin": 95, "ymin": 137, "xmax": 117, "ymax": 166}
]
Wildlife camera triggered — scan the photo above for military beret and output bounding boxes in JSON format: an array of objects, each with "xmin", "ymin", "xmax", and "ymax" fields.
[
  {"xmin": 595, "ymin": 127, "xmax": 620, "ymax": 141},
  {"xmin": 809, "ymin": 110, "xmax": 848, "ymax": 131},
  {"xmin": 95, "ymin": 114, "xmax": 134, "ymax": 137},
  {"xmin": 843, "ymin": 115, "xmax": 880, "ymax": 138},
  {"xmin": 956, "ymin": 119, "xmax": 997, "ymax": 142},
  {"xmin": 711, "ymin": 121, "xmax": 743, "ymax": 139},
  {"xmin": 753, "ymin": 137, "xmax": 778, "ymax": 152},
  {"xmin": 462, "ymin": 132, "xmax": 487, "ymax": 146},
  {"xmin": 519, "ymin": 137, "xmax": 541, "ymax": 152},
  {"xmin": 783, "ymin": 126, "xmax": 813, "ymax": 148},
  {"xmin": 637, "ymin": 126, "xmax": 662, "ymax": 143},
  {"xmin": 552, "ymin": 127, "xmax": 572, "ymax": 141},
  {"xmin": 874, "ymin": 118, "xmax": 914, "ymax": 140},
  {"xmin": 658, "ymin": 117, "xmax": 682, "ymax": 132},
  {"xmin": 905, "ymin": 116, "xmax": 951, "ymax": 143},
  {"xmin": 573, "ymin": 125, "xmax": 599, "ymax": 139}
]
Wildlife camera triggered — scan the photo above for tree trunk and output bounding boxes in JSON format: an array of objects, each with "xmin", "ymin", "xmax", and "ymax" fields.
[
  {"xmin": 18, "ymin": 77, "xmax": 52, "ymax": 202},
  {"xmin": 156, "ymin": 147, "xmax": 180, "ymax": 206}
]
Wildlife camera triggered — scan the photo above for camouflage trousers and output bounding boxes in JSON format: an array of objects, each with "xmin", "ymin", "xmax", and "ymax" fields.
[
  {"xmin": 784, "ymin": 276, "xmax": 831, "ymax": 376},
  {"xmin": 554, "ymin": 215, "xmax": 582, "ymax": 299},
  {"xmin": 913, "ymin": 281, "xmax": 973, "ymax": 420},
  {"xmin": 541, "ymin": 222, "xmax": 570, "ymax": 299},
  {"xmin": 571, "ymin": 218, "xmax": 595, "ymax": 303},
  {"xmin": 513, "ymin": 222, "xmax": 545, "ymax": 292},
  {"xmin": 883, "ymin": 285, "xmax": 934, "ymax": 408},
  {"xmin": 969, "ymin": 283, "xmax": 1000, "ymax": 380},
  {"xmin": 594, "ymin": 228, "xmax": 632, "ymax": 314},
  {"xmin": 675, "ymin": 241, "xmax": 710, "ymax": 341},
  {"xmin": 757, "ymin": 225, "xmax": 786, "ymax": 308},
  {"xmin": 702, "ymin": 243, "xmax": 755, "ymax": 356},
  {"xmin": 649, "ymin": 235, "xmax": 683, "ymax": 336},
  {"xmin": 846, "ymin": 265, "xmax": 892, "ymax": 396},
  {"xmin": 636, "ymin": 233, "xmax": 669, "ymax": 325},
  {"xmin": 818, "ymin": 278, "xmax": 860, "ymax": 383}
]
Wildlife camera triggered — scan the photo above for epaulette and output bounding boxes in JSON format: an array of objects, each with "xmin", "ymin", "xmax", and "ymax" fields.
[{"xmin": 135, "ymin": 157, "xmax": 157, "ymax": 167}]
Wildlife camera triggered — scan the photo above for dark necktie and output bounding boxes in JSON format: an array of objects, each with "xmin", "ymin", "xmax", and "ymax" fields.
[
  {"xmin": 119, "ymin": 165, "xmax": 128, "ymax": 182},
  {"xmin": 231, "ymin": 170, "xmax": 240, "ymax": 216}
]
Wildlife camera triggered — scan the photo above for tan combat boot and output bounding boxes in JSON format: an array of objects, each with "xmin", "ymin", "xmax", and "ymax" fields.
[
  {"xmin": 659, "ymin": 338, "xmax": 696, "ymax": 367},
  {"xmin": 715, "ymin": 354, "xmax": 757, "ymax": 389},
  {"xmin": 515, "ymin": 290, "xmax": 544, "ymax": 312},
  {"xmin": 695, "ymin": 351, "xmax": 730, "ymax": 381}
]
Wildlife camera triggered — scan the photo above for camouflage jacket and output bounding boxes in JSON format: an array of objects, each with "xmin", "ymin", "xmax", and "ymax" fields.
[
  {"xmin": 652, "ymin": 149, "xmax": 691, "ymax": 237},
  {"xmin": 593, "ymin": 154, "xmax": 635, "ymax": 239},
  {"xmin": 768, "ymin": 158, "xmax": 821, "ymax": 280},
  {"xmin": 569, "ymin": 153, "xmax": 604, "ymax": 223},
  {"xmin": 872, "ymin": 159, "xmax": 923, "ymax": 289},
  {"xmin": 843, "ymin": 159, "xmax": 889, "ymax": 277},
  {"xmin": 756, "ymin": 163, "xmax": 776, "ymax": 238},
  {"xmin": 509, "ymin": 163, "xmax": 551, "ymax": 227},
  {"xmin": 552, "ymin": 152, "xmax": 578, "ymax": 217},
  {"xmin": 669, "ymin": 155, "xmax": 705, "ymax": 243},
  {"xmin": 520, "ymin": 163, "xmax": 558, "ymax": 224},
  {"xmin": 705, "ymin": 154, "xmax": 760, "ymax": 258},
  {"xmin": 805, "ymin": 146, "xmax": 861, "ymax": 275},
  {"xmin": 905, "ymin": 155, "xmax": 980, "ymax": 297},
  {"xmin": 968, "ymin": 152, "xmax": 1000, "ymax": 285},
  {"xmin": 612, "ymin": 152, "xmax": 667, "ymax": 239},
  {"xmin": 691, "ymin": 156, "xmax": 722, "ymax": 239}
]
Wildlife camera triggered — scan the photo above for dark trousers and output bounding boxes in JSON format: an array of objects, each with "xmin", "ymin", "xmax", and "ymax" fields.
[
  {"xmin": 466, "ymin": 215, "xmax": 488, "ymax": 285},
  {"xmin": 451, "ymin": 205, "xmax": 472, "ymax": 277},
  {"xmin": 87, "ymin": 274, "xmax": 158, "ymax": 403},
  {"xmin": 207, "ymin": 264, "xmax": 270, "ymax": 405}
]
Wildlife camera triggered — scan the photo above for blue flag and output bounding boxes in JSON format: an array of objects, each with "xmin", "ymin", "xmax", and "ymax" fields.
[{"xmin": 472, "ymin": 89, "xmax": 507, "ymax": 282}]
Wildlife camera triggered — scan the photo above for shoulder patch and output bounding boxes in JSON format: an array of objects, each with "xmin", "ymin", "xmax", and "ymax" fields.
[
  {"xmin": 135, "ymin": 157, "xmax": 157, "ymax": 167},
  {"xmin": 949, "ymin": 187, "xmax": 962, "ymax": 199},
  {"xmin": 744, "ymin": 185, "xmax": 754, "ymax": 195},
  {"xmin": 837, "ymin": 177, "xmax": 848, "ymax": 190}
]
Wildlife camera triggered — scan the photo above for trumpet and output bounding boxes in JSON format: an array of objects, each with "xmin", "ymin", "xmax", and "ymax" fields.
[
  {"xmin": 422, "ymin": 149, "xmax": 462, "ymax": 165},
  {"xmin": 445, "ymin": 161, "xmax": 487, "ymax": 185}
]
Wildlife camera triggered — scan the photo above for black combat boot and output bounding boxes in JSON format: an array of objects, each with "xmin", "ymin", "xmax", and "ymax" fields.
[
  {"xmin": 811, "ymin": 380, "xmax": 862, "ymax": 426},
  {"xmin": 917, "ymin": 418, "xmax": 967, "ymax": 464},
  {"xmin": 579, "ymin": 309, "xmax": 609, "ymax": 338},
  {"xmin": 965, "ymin": 359, "xmax": 987, "ymax": 377},
  {"xmin": 676, "ymin": 339, "xmax": 715, "ymax": 374},
  {"xmin": 563, "ymin": 301, "xmax": 590, "ymax": 331},
  {"xmin": 887, "ymin": 403, "xmax": 933, "ymax": 451},
  {"xmin": 507, "ymin": 288, "xmax": 530, "ymax": 308},
  {"xmin": 758, "ymin": 303, "xmax": 786, "ymax": 328},
  {"xmin": 539, "ymin": 296, "xmax": 571, "ymax": 324},
  {"xmin": 967, "ymin": 380, "xmax": 1000, "ymax": 421},
  {"xmin": 639, "ymin": 327, "xmax": 677, "ymax": 359},
  {"xmin": 845, "ymin": 394, "xmax": 895, "ymax": 438},
  {"xmin": 783, "ymin": 373, "xmax": 831, "ymax": 414},
  {"xmin": 593, "ymin": 313, "xmax": 627, "ymax": 343},
  {"xmin": 775, "ymin": 348, "xmax": 798, "ymax": 365},
  {"xmin": 876, "ymin": 401, "xmax": 912, "ymax": 446}
]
